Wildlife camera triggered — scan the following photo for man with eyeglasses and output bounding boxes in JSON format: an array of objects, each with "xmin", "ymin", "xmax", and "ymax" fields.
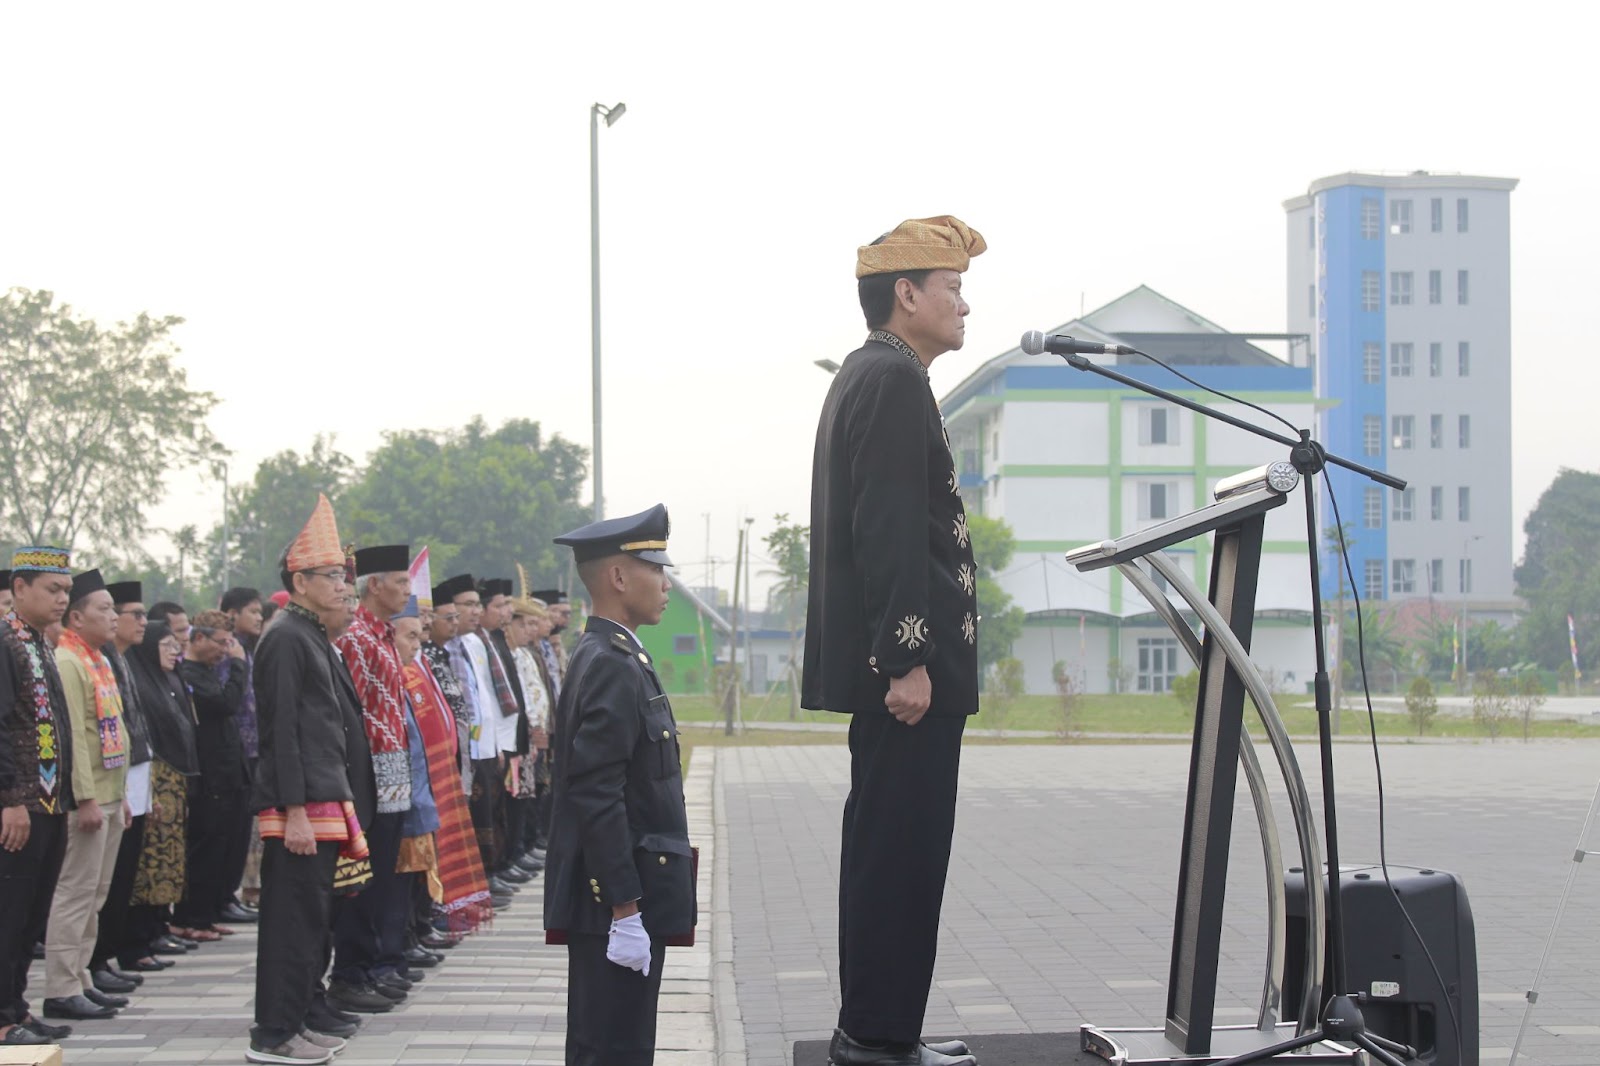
[
  {"xmin": 420, "ymin": 590, "xmax": 472, "ymax": 793},
  {"xmin": 86, "ymin": 582, "xmax": 153, "ymax": 996},
  {"xmin": 173, "ymin": 610, "xmax": 248, "ymax": 942},
  {"xmin": 248, "ymin": 496, "xmax": 375, "ymax": 1066}
]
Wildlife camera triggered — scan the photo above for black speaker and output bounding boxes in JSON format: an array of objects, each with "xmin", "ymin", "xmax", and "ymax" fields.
[{"xmin": 1285, "ymin": 863, "xmax": 1478, "ymax": 1066}]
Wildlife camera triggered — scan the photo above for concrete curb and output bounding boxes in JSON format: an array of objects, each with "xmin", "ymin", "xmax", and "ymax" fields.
[{"xmin": 709, "ymin": 746, "xmax": 749, "ymax": 1065}]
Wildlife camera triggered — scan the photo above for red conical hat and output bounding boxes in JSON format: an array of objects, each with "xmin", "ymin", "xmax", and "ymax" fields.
[{"xmin": 285, "ymin": 493, "xmax": 344, "ymax": 571}]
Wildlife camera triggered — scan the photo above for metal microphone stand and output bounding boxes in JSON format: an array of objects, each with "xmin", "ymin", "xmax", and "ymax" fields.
[{"xmin": 1056, "ymin": 349, "xmax": 1417, "ymax": 1066}]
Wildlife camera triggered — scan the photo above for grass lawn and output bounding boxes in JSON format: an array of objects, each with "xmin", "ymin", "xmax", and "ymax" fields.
[{"xmin": 667, "ymin": 691, "xmax": 1600, "ymax": 742}]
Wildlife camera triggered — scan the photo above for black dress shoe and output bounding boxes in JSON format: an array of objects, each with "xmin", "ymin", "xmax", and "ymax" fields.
[
  {"xmin": 22, "ymin": 1017, "xmax": 72, "ymax": 1040},
  {"xmin": 42, "ymin": 994, "xmax": 118, "ymax": 1020},
  {"xmin": 326, "ymin": 982, "xmax": 395, "ymax": 1014},
  {"xmin": 403, "ymin": 946, "xmax": 441, "ymax": 968},
  {"xmin": 92, "ymin": 969, "xmax": 138, "ymax": 994},
  {"xmin": 498, "ymin": 866, "xmax": 532, "ymax": 884},
  {"xmin": 0, "ymin": 1024, "xmax": 50, "ymax": 1045},
  {"xmin": 374, "ymin": 971, "xmax": 412, "ymax": 992},
  {"xmin": 925, "ymin": 1040, "xmax": 972, "ymax": 1057},
  {"xmin": 105, "ymin": 962, "xmax": 145, "ymax": 985},
  {"xmin": 419, "ymin": 932, "xmax": 459, "ymax": 950},
  {"xmin": 220, "ymin": 901, "xmax": 259, "ymax": 923},
  {"xmin": 151, "ymin": 937, "xmax": 188, "ymax": 956},
  {"xmin": 311, "ymin": 997, "xmax": 362, "ymax": 1027},
  {"xmin": 306, "ymin": 1016, "xmax": 360, "ymax": 1039},
  {"xmin": 84, "ymin": 987, "xmax": 130, "ymax": 1009},
  {"xmin": 827, "ymin": 1029, "xmax": 976, "ymax": 1066},
  {"xmin": 123, "ymin": 955, "xmax": 174, "ymax": 971}
]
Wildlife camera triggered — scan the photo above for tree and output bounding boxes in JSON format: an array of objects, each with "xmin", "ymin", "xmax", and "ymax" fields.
[
  {"xmin": 0, "ymin": 287, "xmax": 222, "ymax": 553},
  {"xmin": 762, "ymin": 514, "xmax": 809, "ymax": 721},
  {"xmin": 1339, "ymin": 604, "xmax": 1405, "ymax": 693},
  {"xmin": 1471, "ymin": 671, "xmax": 1512, "ymax": 741},
  {"xmin": 221, "ymin": 435, "xmax": 356, "ymax": 594},
  {"xmin": 1515, "ymin": 469, "xmax": 1600, "ymax": 673},
  {"xmin": 987, "ymin": 657, "xmax": 1025, "ymax": 736},
  {"xmin": 337, "ymin": 418, "xmax": 589, "ymax": 586},
  {"xmin": 1404, "ymin": 676, "xmax": 1439, "ymax": 736},
  {"xmin": 967, "ymin": 513, "xmax": 1026, "ymax": 688}
]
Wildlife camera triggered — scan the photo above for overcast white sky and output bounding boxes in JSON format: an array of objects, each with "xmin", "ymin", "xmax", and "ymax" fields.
[{"xmin": 3, "ymin": 1, "xmax": 1593, "ymax": 599}]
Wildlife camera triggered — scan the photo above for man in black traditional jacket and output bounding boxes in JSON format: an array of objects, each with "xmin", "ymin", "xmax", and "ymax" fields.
[
  {"xmin": 543, "ymin": 503, "xmax": 694, "ymax": 1066},
  {"xmin": 802, "ymin": 216, "xmax": 988, "ymax": 1066}
]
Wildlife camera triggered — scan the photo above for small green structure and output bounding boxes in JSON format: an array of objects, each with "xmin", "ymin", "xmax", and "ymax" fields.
[{"xmin": 637, "ymin": 582, "xmax": 731, "ymax": 694}]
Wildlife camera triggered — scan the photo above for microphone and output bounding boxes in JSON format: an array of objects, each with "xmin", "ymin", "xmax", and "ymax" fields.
[{"xmin": 1020, "ymin": 330, "xmax": 1135, "ymax": 357}]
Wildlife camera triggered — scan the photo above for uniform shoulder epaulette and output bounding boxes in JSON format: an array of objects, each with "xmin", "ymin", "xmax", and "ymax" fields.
[{"xmin": 609, "ymin": 633, "xmax": 634, "ymax": 654}]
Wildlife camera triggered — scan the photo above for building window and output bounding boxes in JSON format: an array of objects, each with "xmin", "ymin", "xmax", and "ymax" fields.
[
  {"xmin": 1429, "ymin": 342, "xmax": 1442, "ymax": 377},
  {"xmin": 1459, "ymin": 486, "xmax": 1472, "ymax": 521},
  {"xmin": 1136, "ymin": 637, "xmax": 1181, "ymax": 694},
  {"xmin": 1392, "ymin": 559, "xmax": 1416, "ymax": 595},
  {"xmin": 1361, "ymin": 198, "xmax": 1381, "ymax": 239},
  {"xmin": 1459, "ymin": 341, "xmax": 1471, "ymax": 376},
  {"xmin": 1390, "ymin": 272, "xmax": 1413, "ymax": 306},
  {"xmin": 1140, "ymin": 481, "xmax": 1178, "ymax": 521},
  {"xmin": 1365, "ymin": 559, "xmax": 1385, "ymax": 600},
  {"xmin": 1428, "ymin": 270, "xmax": 1442, "ymax": 304},
  {"xmin": 1392, "ymin": 415, "xmax": 1414, "ymax": 450},
  {"xmin": 673, "ymin": 634, "xmax": 698, "ymax": 655},
  {"xmin": 1363, "ymin": 415, "xmax": 1382, "ymax": 457},
  {"xmin": 1457, "ymin": 197, "xmax": 1469, "ymax": 233},
  {"xmin": 1457, "ymin": 270, "xmax": 1470, "ymax": 305},
  {"xmin": 1430, "ymin": 414, "xmax": 1443, "ymax": 449},
  {"xmin": 1364, "ymin": 488, "xmax": 1382, "ymax": 529},
  {"xmin": 1390, "ymin": 199, "xmax": 1412, "ymax": 234},
  {"xmin": 1431, "ymin": 198, "xmax": 1443, "ymax": 233},
  {"xmin": 1390, "ymin": 342, "xmax": 1414, "ymax": 377},
  {"xmin": 1459, "ymin": 414, "xmax": 1471, "ymax": 448},
  {"xmin": 1140, "ymin": 405, "xmax": 1179, "ymax": 446},
  {"xmin": 1361, "ymin": 271, "xmax": 1381, "ymax": 311},
  {"xmin": 960, "ymin": 448, "xmax": 980, "ymax": 476},
  {"xmin": 1429, "ymin": 559, "xmax": 1444, "ymax": 595},
  {"xmin": 1363, "ymin": 342, "xmax": 1382, "ymax": 384},
  {"xmin": 1392, "ymin": 487, "xmax": 1415, "ymax": 522},
  {"xmin": 1430, "ymin": 486, "xmax": 1444, "ymax": 520},
  {"xmin": 1460, "ymin": 558, "xmax": 1473, "ymax": 593}
]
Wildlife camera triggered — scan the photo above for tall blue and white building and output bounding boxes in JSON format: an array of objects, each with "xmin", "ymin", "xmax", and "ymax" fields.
[{"xmin": 1284, "ymin": 172, "xmax": 1518, "ymax": 616}]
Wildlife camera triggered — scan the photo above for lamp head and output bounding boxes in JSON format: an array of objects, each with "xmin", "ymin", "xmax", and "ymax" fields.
[{"xmin": 601, "ymin": 101, "xmax": 627, "ymax": 126}]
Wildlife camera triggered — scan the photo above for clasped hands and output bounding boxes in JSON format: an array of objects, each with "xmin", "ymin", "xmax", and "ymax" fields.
[{"xmin": 885, "ymin": 664, "xmax": 932, "ymax": 726}]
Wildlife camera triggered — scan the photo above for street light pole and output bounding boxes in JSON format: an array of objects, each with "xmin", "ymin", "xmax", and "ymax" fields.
[{"xmin": 590, "ymin": 101, "xmax": 626, "ymax": 522}]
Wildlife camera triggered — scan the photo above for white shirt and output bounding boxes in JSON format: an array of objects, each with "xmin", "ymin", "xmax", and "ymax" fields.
[{"xmin": 462, "ymin": 633, "xmax": 501, "ymax": 761}]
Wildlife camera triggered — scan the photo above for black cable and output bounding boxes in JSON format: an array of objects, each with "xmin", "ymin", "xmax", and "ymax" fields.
[
  {"xmin": 1126, "ymin": 347, "xmax": 1303, "ymax": 438},
  {"xmin": 1323, "ymin": 472, "xmax": 1463, "ymax": 1059}
]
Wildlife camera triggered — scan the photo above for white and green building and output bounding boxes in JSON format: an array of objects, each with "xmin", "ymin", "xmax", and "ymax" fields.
[{"xmin": 941, "ymin": 286, "xmax": 1319, "ymax": 695}]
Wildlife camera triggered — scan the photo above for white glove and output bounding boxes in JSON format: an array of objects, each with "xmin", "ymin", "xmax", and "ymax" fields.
[{"xmin": 607, "ymin": 912, "xmax": 652, "ymax": 976}]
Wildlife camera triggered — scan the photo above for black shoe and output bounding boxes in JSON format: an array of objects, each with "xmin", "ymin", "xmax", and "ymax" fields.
[
  {"xmin": 419, "ymin": 932, "xmax": 459, "ymax": 950},
  {"xmin": 498, "ymin": 866, "xmax": 532, "ymax": 884},
  {"xmin": 22, "ymin": 1017, "xmax": 72, "ymax": 1040},
  {"xmin": 84, "ymin": 987, "xmax": 130, "ymax": 1009},
  {"xmin": 924, "ymin": 1041, "xmax": 972, "ymax": 1057},
  {"xmin": 92, "ymin": 969, "xmax": 138, "ymax": 994},
  {"xmin": 30, "ymin": 941, "xmax": 43, "ymax": 960},
  {"xmin": 104, "ymin": 962, "xmax": 144, "ymax": 986},
  {"xmin": 310, "ymin": 999, "xmax": 362, "ymax": 1027},
  {"xmin": 0, "ymin": 1024, "xmax": 50, "ymax": 1046},
  {"xmin": 42, "ymin": 994, "xmax": 118, "ymax": 1020},
  {"xmin": 403, "ymin": 946, "xmax": 442, "ymax": 968},
  {"xmin": 326, "ymin": 982, "xmax": 395, "ymax": 1014},
  {"xmin": 512, "ymin": 853, "xmax": 544, "ymax": 873},
  {"xmin": 490, "ymin": 874, "xmax": 521, "ymax": 893},
  {"xmin": 123, "ymin": 955, "xmax": 174, "ymax": 970},
  {"xmin": 398, "ymin": 966, "xmax": 426, "ymax": 982},
  {"xmin": 220, "ymin": 902, "xmax": 260, "ymax": 924},
  {"xmin": 491, "ymin": 893, "xmax": 513, "ymax": 911},
  {"xmin": 827, "ymin": 1029, "xmax": 976, "ymax": 1066},
  {"xmin": 304, "ymin": 1001, "xmax": 361, "ymax": 1040},
  {"xmin": 374, "ymin": 971, "xmax": 412, "ymax": 993}
]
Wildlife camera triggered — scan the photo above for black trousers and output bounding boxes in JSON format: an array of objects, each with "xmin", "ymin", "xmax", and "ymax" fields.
[
  {"xmin": 468, "ymin": 757, "xmax": 504, "ymax": 873},
  {"xmin": 254, "ymin": 838, "xmax": 339, "ymax": 1046},
  {"xmin": 175, "ymin": 782, "xmax": 248, "ymax": 928},
  {"xmin": 837, "ymin": 712, "xmax": 965, "ymax": 1045},
  {"xmin": 0, "ymin": 812, "xmax": 68, "ymax": 1027},
  {"xmin": 504, "ymin": 793, "xmax": 529, "ymax": 861},
  {"xmin": 121, "ymin": 904, "xmax": 166, "ymax": 967},
  {"xmin": 91, "ymin": 812, "xmax": 146, "ymax": 971},
  {"xmin": 566, "ymin": 931, "xmax": 667, "ymax": 1066},
  {"xmin": 330, "ymin": 811, "xmax": 404, "ymax": 984}
]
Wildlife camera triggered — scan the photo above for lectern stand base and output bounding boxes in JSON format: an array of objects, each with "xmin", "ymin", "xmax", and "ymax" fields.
[{"xmin": 1080, "ymin": 1022, "xmax": 1360, "ymax": 1066}]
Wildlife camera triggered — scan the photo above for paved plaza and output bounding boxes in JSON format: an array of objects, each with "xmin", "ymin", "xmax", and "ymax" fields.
[
  {"xmin": 717, "ymin": 738, "xmax": 1600, "ymax": 1066},
  {"xmin": 21, "ymin": 739, "xmax": 1600, "ymax": 1065}
]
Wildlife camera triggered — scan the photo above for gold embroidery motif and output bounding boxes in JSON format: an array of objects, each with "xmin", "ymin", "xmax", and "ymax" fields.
[
  {"xmin": 895, "ymin": 615, "xmax": 929, "ymax": 651},
  {"xmin": 961, "ymin": 613, "xmax": 976, "ymax": 645},
  {"xmin": 957, "ymin": 563, "xmax": 976, "ymax": 596},
  {"xmin": 952, "ymin": 513, "xmax": 970, "ymax": 549},
  {"xmin": 947, "ymin": 470, "xmax": 960, "ymax": 495}
]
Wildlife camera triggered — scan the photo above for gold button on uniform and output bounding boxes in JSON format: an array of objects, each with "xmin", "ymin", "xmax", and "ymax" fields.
[
  {"xmin": 662, "ymin": 729, "xmax": 671, "ymax": 739},
  {"xmin": 589, "ymin": 879, "xmax": 599, "ymax": 887},
  {"xmin": 658, "ymin": 855, "xmax": 667, "ymax": 866}
]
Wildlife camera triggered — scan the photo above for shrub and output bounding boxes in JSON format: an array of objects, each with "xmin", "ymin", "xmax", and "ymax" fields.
[
  {"xmin": 1051, "ymin": 661, "xmax": 1082, "ymax": 740},
  {"xmin": 1404, "ymin": 676, "xmax": 1438, "ymax": 736}
]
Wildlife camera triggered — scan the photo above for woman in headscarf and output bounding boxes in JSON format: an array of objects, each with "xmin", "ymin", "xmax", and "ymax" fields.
[{"xmin": 120, "ymin": 621, "xmax": 200, "ymax": 971}]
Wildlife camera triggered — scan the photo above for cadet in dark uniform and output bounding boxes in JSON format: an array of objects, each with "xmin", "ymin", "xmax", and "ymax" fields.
[
  {"xmin": 803, "ymin": 217, "xmax": 987, "ymax": 1066},
  {"xmin": 543, "ymin": 503, "xmax": 695, "ymax": 1066}
]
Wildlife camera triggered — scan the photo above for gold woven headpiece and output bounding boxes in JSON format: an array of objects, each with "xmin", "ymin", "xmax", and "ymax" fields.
[{"xmin": 856, "ymin": 214, "xmax": 986, "ymax": 279}]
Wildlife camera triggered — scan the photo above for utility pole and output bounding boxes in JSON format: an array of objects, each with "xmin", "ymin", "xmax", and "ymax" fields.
[{"xmin": 725, "ymin": 522, "xmax": 745, "ymax": 737}]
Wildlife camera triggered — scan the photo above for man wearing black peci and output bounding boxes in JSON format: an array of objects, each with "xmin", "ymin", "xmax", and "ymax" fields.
[
  {"xmin": 803, "ymin": 216, "xmax": 988, "ymax": 1066},
  {"xmin": 544, "ymin": 504, "xmax": 695, "ymax": 1066}
]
